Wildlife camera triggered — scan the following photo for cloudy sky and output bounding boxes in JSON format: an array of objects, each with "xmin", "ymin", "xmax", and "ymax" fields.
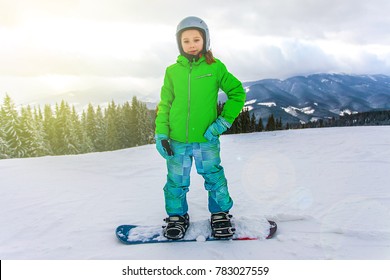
[{"xmin": 1, "ymin": 0, "xmax": 390, "ymax": 106}]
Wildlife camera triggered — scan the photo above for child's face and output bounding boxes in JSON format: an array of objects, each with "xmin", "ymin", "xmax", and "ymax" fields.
[{"xmin": 180, "ymin": 29, "xmax": 204, "ymax": 56}]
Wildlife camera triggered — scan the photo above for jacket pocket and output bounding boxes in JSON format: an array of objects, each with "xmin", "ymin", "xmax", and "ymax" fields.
[{"xmin": 196, "ymin": 73, "xmax": 213, "ymax": 79}]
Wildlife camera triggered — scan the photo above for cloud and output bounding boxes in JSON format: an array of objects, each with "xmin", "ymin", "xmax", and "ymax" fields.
[
  {"xmin": 0, "ymin": 16, "xmax": 177, "ymax": 78},
  {"xmin": 207, "ymin": 0, "xmax": 390, "ymax": 44},
  {"xmin": 1, "ymin": 0, "xmax": 390, "ymax": 104},
  {"xmin": 0, "ymin": 44, "xmax": 175, "ymax": 78},
  {"xmin": 0, "ymin": 0, "xmax": 79, "ymax": 26},
  {"xmin": 216, "ymin": 38, "xmax": 338, "ymax": 81}
]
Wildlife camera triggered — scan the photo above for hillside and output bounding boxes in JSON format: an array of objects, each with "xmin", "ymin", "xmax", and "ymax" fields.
[
  {"xmin": 220, "ymin": 74, "xmax": 390, "ymax": 124},
  {"xmin": 1, "ymin": 127, "xmax": 390, "ymax": 260}
]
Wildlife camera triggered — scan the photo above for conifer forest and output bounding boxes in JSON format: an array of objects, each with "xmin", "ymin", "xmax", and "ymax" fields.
[
  {"xmin": 0, "ymin": 95, "xmax": 155, "ymax": 159},
  {"xmin": 1, "ymin": 95, "xmax": 390, "ymax": 159}
]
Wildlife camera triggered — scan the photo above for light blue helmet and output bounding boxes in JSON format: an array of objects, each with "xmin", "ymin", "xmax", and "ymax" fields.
[{"xmin": 176, "ymin": 16, "xmax": 210, "ymax": 55}]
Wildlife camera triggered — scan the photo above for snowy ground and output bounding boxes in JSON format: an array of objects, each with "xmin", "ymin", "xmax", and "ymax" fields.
[{"xmin": 1, "ymin": 126, "xmax": 390, "ymax": 260}]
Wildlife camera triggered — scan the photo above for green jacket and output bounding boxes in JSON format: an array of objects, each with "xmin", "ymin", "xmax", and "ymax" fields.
[{"xmin": 155, "ymin": 55, "xmax": 246, "ymax": 143}]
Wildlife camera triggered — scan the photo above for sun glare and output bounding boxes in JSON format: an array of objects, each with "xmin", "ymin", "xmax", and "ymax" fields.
[
  {"xmin": 19, "ymin": 17, "xmax": 171, "ymax": 59},
  {"xmin": 38, "ymin": 75, "xmax": 80, "ymax": 92}
]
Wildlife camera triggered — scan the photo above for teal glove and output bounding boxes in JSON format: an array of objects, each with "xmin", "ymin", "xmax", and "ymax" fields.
[
  {"xmin": 155, "ymin": 134, "xmax": 174, "ymax": 159},
  {"xmin": 204, "ymin": 116, "xmax": 231, "ymax": 142}
]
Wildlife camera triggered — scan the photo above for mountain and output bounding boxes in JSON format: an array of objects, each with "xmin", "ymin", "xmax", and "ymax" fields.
[
  {"xmin": 22, "ymin": 73, "xmax": 390, "ymax": 123},
  {"xmin": 25, "ymin": 89, "xmax": 158, "ymax": 111},
  {"xmin": 219, "ymin": 74, "xmax": 390, "ymax": 124}
]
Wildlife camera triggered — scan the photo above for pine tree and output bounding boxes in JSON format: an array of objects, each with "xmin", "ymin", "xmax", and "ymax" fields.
[
  {"xmin": 43, "ymin": 104, "xmax": 56, "ymax": 154},
  {"xmin": 19, "ymin": 106, "xmax": 38, "ymax": 157},
  {"xmin": 1, "ymin": 94, "xmax": 26, "ymax": 157},
  {"xmin": 70, "ymin": 105, "xmax": 84, "ymax": 153},
  {"xmin": 118, "ymin": 101, "xmax": 133, "ymax": 148},
  {"xmin": 130, "ymin": 96, "xmax": 153, "ymax": 146},
  {"xmin": 275, "ymin": 117, "xmax": 283, "ymax": 130},
  {"xmin": 79, "ymin": 111, "xmax": 94, "ymax": 154},
  {"xmin": 130, "ymin": 97, "xmax": 142, "ymax": 146},
  {"xmin": 105, "ymin": 100, "xmax": 121, "ymax": 151},
  {"xmin": 250, "ymin": 112, "xmax": 257, "ymax": 133},
  {"xmin": 0, "ymin": 127, "xmax": 10, "ymax": 159},
  {"xmin": 33, "ymin": 106, "xmax": 52, "ymax": 156},
  {"xmin": 54, "ymin": 101, "xmax": 80, "ymax": 155},
  {"xmin": 0, "ymin": 104, "xmax": 11, "ymax": 159},
  {"xmin": 229, "ymin": 112, "xmax": 241, "ymax": 134},
  {"xmin": 240, "ymin": 107, "xmax": 250, "ymax": 133},
  {"xmin": 94, "ymin": 106, "xmax": 106, "ymax": 152},
  {"xmin": 136, "ymin": 100, "xmax": 154, "ymax": 145},
  {"xmin": 85, "ymin": 103, "xmax": 99, "ymax": 151},
  {"xmin": 266, "ymin": 114, "xmax": 276, "ymax": 131},
  {"xmin": 256, "ymin": 117, "xmax": 264, "ymax": 132}
]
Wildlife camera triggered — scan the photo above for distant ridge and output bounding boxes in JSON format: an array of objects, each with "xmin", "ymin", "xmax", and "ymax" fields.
[{"xmin": 219, "ymin": 73, "xmax": 390, "ymax": 124}]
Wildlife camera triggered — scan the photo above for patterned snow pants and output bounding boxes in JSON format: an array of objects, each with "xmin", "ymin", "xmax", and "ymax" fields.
[{"xmin": 164, "ymin": 139, "xmax": 233, "ymax": 216}]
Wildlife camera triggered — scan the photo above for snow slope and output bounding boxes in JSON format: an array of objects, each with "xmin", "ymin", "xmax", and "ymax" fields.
[{"xmin": 1, "ymin": 126, "xmax": 390, "ymax": 260}]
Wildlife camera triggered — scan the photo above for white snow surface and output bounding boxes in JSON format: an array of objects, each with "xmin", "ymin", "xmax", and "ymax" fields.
[
  {"xmin": 1, "ymin": 126, "xmax": 390, "ymax": 260},
  {"xmin": 282, "ymin": 106, "xmax": 315, "ymax": 116}
]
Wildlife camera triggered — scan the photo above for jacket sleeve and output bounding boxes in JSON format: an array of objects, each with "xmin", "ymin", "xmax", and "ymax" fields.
[
  {"xmin": 155, "ymin": 69, "xmax": 174, "ymax": 136},
  {"xmin": 218, "ymin": 61, "xmax": 246, "ymax": 124}
]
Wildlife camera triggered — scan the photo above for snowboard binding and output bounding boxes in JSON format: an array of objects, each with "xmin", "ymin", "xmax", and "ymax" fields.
[
  {"xmin": 162, "ymin": 213, "xmax": 190, "ymax": 240},
  {"xmin": 210, "ymin": 212, "xmax": 235, "ymax": 239}
]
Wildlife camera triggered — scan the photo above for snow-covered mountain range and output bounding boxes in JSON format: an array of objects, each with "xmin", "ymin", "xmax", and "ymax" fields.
[
  {"xmin": 23, "ymin": 73, "xmax": 390, "ymax": 125},
  {"xmin": 220, "ymin": 74, "xmax": 390, "ymax": 124}
]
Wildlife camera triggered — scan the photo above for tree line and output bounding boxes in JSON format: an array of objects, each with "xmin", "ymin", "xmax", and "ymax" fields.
[
  {"xmin": 2, "ymin": 95, "xmax": 389, "ymax": 159},
  {"xmin": 300, "ymin": 110, "xmax": 390, "ymax": 128},
  {"xmin": 218, "ymin": 102, "xmax": 390, "ymax": 133},
  {"xmin": 0, "ymin": 95, "xmax": 155, "ymax": 159},
  {"xmin": 0, "ymin": 97, "xmax": 302, "ymax": 160},
  {"xmin": 217, "ymin": 102, "xmax": 283, "ymax": 134}
]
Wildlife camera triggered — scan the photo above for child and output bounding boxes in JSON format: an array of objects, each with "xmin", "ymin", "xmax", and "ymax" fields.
[{"xmin": 155, "ymin": 16, "xmax": 245, "ymax": 240}]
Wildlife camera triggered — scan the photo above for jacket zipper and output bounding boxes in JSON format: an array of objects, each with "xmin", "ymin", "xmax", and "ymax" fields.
[
  {"xmin": 196, "ymin": 73, "xmax": 212, "ymax": 79},
  {"xmin": 186, "ymin": 61, "xmax": 193, "ymax": 142}
]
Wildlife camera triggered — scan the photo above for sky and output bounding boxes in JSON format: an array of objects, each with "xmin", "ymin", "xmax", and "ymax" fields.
[{"xmin": 1, "ymin": 0, "xmax": 390, "ymax": 106}]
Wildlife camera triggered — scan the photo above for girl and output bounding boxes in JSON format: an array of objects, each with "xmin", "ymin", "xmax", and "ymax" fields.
[{"xmin": 155, "ymin": 16, "xmax": 245, "ymax": 239}]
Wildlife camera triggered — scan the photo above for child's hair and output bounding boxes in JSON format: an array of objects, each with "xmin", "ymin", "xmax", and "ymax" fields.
[{"xmin": 204, "ymin": 50, "xmax": 216, "ymax": 64}]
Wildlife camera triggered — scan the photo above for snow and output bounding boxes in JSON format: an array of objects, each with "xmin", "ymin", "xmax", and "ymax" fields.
[
  {"xmin": 310, "ymin": 117, "xmax": 321, "ymax": 122},
  {"xmin": 258, "ymin": 102, "xmax": 276, "ymax": 107},
  {"xmin": 245, "ymin": 99, "xmax": 257, "ymax": 105},
  {"xmin": 244, "ymin": 99, "xmax": 257, "ymax": 111},
  {"xmin": 282, "ymin": 106, "xmax": 315, "ymax": 116},
  {"xmin": 1, "ymin": 126, "xmax": 390, "ymax": 260},
  {"xmin": 340, "ymin": 109, "xmax": 359, "ymax": 116}
]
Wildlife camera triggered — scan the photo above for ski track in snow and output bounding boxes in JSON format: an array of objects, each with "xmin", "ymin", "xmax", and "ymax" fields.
[{"xmin": 1, "ymin": 126, "xmax": 390, "ymax": 259}]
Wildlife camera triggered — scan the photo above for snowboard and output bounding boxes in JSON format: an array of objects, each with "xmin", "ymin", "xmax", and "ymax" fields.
[{"xmin": 115, "ymin": 217, "xmax": 277, "ymax": 245}]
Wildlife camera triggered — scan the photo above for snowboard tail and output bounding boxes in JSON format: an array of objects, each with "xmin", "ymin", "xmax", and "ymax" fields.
[{"xmin": 115, "ymin": 218, "xmax": 277, "ymax": 245}]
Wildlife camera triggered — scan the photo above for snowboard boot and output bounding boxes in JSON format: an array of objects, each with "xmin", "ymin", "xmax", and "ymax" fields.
[
  {"xmin": 210, "ymin": 211, "xmax": 235, "ymax": 239},
  {"xmin": 162, "ymin": 213, "xmax": 190, "ymax": 240}
]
